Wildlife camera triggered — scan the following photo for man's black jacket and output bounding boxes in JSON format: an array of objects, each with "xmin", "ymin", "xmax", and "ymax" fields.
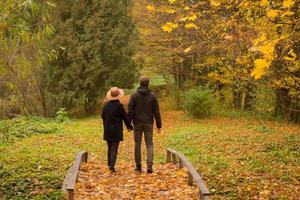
[{"xmin": 128, "ymin": 86, "xmax": 162, "ymax": 128}]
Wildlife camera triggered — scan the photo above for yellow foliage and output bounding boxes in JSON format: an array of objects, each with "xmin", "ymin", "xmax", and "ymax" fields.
[
  {"xmin": 210, "ymin": 0, "xmax": 221, "ymax": 6},
  {"xmin": 284, "ymin": 49, "xmax": 297, "ymax": 61},
  {"xmin": 260, "ymin": 0, "xmax": 269, "ymax": 7},
  {"xmin": 236, "ymin": 56, "xmax": 248, "ymax": 65},
  {"xmin": 185, "ymin": 23, "xmax": 198, "ymax": 29},
  {"xmin": 267, "ymin": 10, "xmax": 279, "ymax": 19},
  {"xmin": 252, "ymin": 59, "xmax": 272, "ymax": 79},
  {"xmin": 288, "ymin": 62, "xmax": 300, "ymax": 73},
  {"xmin": 168, "ymin": 0, "xmax": 176, "ymax": 4},
  {"xmin": 161, "ymin": 8, "xmax": 176, "ymax": 14},
  {"xmin": 183, "ymin": 46, "xmax": 192, "ymax": 53},
  {"xmin": 162, "ymin": 22, "xmax": 178, "ymax": 33},
  {"xmin": 181, "ymin": 14, "xmax": 197, "ymax": 22},
  {"xmin": 258, "ymin": 41, "xmax": 277, "ymax": 60},
  {"xmin": 282, "ymin": 0, "xmax": 295, "ymax": 8},
  {"xmin": 253, "ymin": 33, "xmax": 267, "ymax": 46},
  {"xmin": 184, "ymin": 6, "xmax": 190, "ymax": 11},
  {"xmin": 146, "ymin": 5, "xmax": 155, "ymax": 11},
  {"xmin": 208, "ymin": 72, "xmax": 217, "ymax": 79},
  {"xmin": 282, "ymin": 11, "xmax": 295, "ymax": 17}
]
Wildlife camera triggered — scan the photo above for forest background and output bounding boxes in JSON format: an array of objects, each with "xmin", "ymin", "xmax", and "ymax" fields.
[
  {"xmin": 0, "ymin": 0, "xmax": 299, "ymax": 122},
  {"xmin": 0, "ymin": 0, "xmax": 299, "ymax": 199}
]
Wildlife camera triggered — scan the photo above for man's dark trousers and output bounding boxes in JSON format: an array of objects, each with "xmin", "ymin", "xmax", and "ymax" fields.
[
  {"xmin": 107, "ymin": 141, "xmax": 120, "ymax": 170},
  {"xmin": 134, "ymin": 124, "xmax": 153, "ymax": 169}
]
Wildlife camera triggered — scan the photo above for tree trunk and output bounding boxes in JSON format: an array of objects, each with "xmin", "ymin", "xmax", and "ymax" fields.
[
  {"xmin": 275, "ymin": 89, "xmax": 300, "ymax": 123},
  {"xmin": 38, "ymin": 85, "xmax": 48, "ymax": 117},
  {"xmin": 232, "ymin": 78, "xmax": 256, "ymax": 110}
]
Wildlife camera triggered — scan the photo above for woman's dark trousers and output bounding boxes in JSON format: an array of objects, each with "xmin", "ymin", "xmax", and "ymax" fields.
[{"xmin": 107, "ymin": 141, "xmax": 120, "ymax": 170}]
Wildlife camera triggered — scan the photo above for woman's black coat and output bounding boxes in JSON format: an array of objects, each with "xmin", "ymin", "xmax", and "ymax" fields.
[{"xmin": 101, "ymin": 100, "xmax": 133, "ymax": 141}]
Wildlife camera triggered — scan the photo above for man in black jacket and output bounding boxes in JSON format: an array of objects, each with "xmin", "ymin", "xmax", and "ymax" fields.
[{"xmin": 128, "ymin": 76, "xmax": 162, "ymax": 173}]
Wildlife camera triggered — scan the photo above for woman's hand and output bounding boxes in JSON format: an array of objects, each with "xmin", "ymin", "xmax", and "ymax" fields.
[{"xmin": 127, "ymin": 127, "xmax": 133, "ymax": 132}]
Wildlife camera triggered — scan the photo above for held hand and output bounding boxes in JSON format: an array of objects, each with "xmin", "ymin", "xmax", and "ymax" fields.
[{"xmin": 127, "ymin": 127, "xmax": 133, "ymax": 132}]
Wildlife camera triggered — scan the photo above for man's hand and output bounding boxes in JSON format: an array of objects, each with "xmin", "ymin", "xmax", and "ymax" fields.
[{"xmin": 157, "ymin": 128, "xmax": 161, "ymax": 134}]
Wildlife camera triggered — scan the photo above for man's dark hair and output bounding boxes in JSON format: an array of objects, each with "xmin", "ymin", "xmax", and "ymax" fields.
[{"xmin": 139, "ymin": 76, "xmax": 150, "ymax": 87}]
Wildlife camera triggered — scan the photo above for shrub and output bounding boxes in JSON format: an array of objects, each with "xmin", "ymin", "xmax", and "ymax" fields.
[
  {"xmin": 0, "ymin": 117, "xmax": 57, "ymax": 144},
  {"xmin": 56, "ymin": 108, "xmax": 69, "ymax": 123},
  {"xmin": 181, "ymin": 88, "xmax": 214, "ymax": 118}
]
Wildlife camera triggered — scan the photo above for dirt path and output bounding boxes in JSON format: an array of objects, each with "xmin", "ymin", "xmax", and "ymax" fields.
[
  {"xmin": 74, "ymin": 110, "xmax": 199, "ymax": 199},
  {"xmin": 75, "ymin": 162, "xmax": 199, "ymax": 200},
  {"xmin": 89, "ymin": 110, "xmax": 182, "ymax": 167}
]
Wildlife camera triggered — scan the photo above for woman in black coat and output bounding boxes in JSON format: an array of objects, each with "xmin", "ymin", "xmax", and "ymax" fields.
[{"xmin": 101, "ymin": 87, "xmax": 133, "ymax": 172}]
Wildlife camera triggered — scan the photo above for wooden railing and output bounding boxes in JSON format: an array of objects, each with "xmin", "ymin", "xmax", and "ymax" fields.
[
  {"xmin": 62, "ymin": 151, "xmax": 88, "ymax": 200},
  {"xmin": 62, "ymin": 149, "xmax": 209, "ymax": 199},
  {"xmin": 166, "ymin": 148, "xmax": 210, "ymax": 200}
]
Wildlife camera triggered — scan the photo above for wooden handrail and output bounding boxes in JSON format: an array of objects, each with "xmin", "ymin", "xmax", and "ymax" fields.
[
  {"xmin": 62, "ymin": 151, "xmax": 88, "ymax": 200},
  {"xmin": 166, "ymin": 148, "xmax": 210, "ymax": 200}
]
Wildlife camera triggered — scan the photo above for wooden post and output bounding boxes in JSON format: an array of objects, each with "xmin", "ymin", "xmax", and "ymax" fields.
[
  {"xmin": 188, "ymin": 171, "xmax": 193, "ymax": 186},
  {"xmin": 172, "ymin": 154, "xmax": 177, "ymax": 164},
  {"xmin": 202, "ymin": 195, "xmax": 210, "ymax": 200},
  {"xmin": 82, "ymin": 153, "xmax": 88, "ymax": 162},
  {"xmin": 177, "ymin": 159, "xmax": 183, "ymax": 169},
  {"xmin": 166, "ymin": 151, "xmax": 171, "ymax": 163},
  {"xmin": 67, "ymin": 189, "xmax": 74, "ymax": 200},
  {"xmin": 166, "ymin": 148, "xmax": 210, "ymax": 199}
]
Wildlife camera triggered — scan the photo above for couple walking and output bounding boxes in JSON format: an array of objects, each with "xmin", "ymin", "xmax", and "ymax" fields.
[{"xmin": 101, "ymin": 76, "xmax": 162, "ymax": 173}]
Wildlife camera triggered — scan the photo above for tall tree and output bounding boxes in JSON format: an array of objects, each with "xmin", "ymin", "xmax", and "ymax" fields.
[{"xmin": 47, "ymin": 0, "xmax": 137, "ymax": 114}]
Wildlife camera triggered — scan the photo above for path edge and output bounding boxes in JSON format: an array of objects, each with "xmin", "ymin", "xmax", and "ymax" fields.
[
  {"xmin": 166, "ymin": 148, "xmax": 210, "ymax": 200},
  {"xmin": 62, "ymin": 151, "xmax": 88, "ymax": 200}
]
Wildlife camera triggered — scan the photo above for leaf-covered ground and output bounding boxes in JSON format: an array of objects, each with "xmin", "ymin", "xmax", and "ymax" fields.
[
  {"xmin": 166, "ymin": 115, "xmax": 300, "ymax": 199},
  {"xmin": 0, "ymin": 108, "xmax": 299, "ymax": 199},
  {"xmin": 75, "ymin": 162, "xmax": 199, "ymax": 200}
]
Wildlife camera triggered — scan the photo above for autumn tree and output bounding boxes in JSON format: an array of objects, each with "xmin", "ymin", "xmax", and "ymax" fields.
[
  {"xmin": 134, "ymin": 0, "xmax": 299, "ymax": 121},
  {"xmin": 0, "ymin": 0, "xmax": 55, "ymax": 118}
]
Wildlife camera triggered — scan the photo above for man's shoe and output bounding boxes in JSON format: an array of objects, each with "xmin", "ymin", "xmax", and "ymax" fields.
[{"xmin": 147, "ymin": 169, "xmax": 153, "ymax": 174}]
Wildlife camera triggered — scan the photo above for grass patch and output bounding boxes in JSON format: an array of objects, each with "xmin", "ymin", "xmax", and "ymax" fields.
[
  {"xmin": 0, "ymin": 117, "xmax": 104, "ymax": 199},
  {"xmin": 0, "ymin": 111, "xmax": 299, "ymax": 199},
  {"xmin": 0, "ymin": 117, "xmax": 59, "ymax": 144},
  {"xmin": 165, "ymin": 118, "xmax": 300, "ymax": 199}
]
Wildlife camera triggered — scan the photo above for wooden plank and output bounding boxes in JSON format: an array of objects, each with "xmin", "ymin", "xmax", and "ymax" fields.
[
  {"xmin": 62, "ymin": 166, "xmax": 74, "ymax": 192},
  {"xmin": 62, "ymin": 151, "xmax": 88, "ymax": 200},
  {"xmin": 66, "ymin": 151, "xmax": 88, "ymax": 190},
  {"xmin": 166, "ymin": 148, "xmax": 210, "ymax": 198}
]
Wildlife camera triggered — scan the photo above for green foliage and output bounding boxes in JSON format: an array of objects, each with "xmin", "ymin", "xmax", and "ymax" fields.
[
  {"xmin": 0, "ymin": 117, "xmax": 102, "ymax": 199},
  {"xmin": 181, "ymin": 88, "xmax": 214, "ymax": 118},
  {"xmin": 0, "ymin": 117, "xmax": 57, "ymax": 144},
  {"xmin": 0, "ymin": 0, "xmax": 56, "ymax": 118},
  {"xmin": 56, "ymin": 108, "xmax": 69, "ymax": 123},
  {"xmin": 46, "ymin": 0, "xmax": 138, "ymax": 114},
  {"xmin": 255, "ymin": 84, "xmax": 276, "ymax": 114}
]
